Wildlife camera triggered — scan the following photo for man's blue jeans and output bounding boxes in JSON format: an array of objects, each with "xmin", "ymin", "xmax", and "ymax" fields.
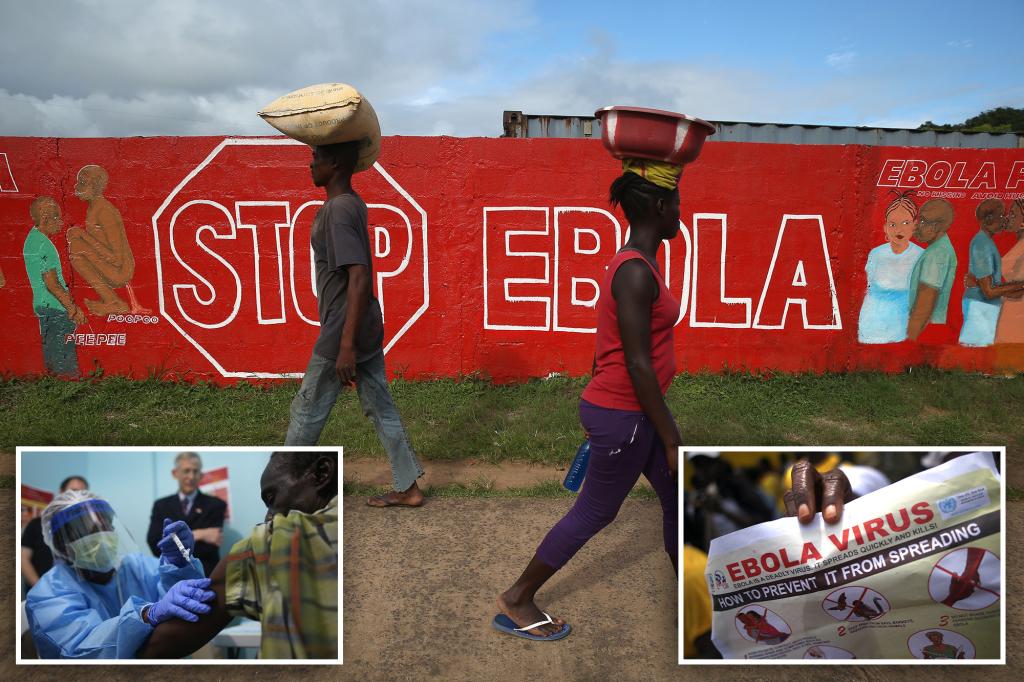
[{"xmin": 285, "ymin": 350, "xmax": 423, "ymax": 492}]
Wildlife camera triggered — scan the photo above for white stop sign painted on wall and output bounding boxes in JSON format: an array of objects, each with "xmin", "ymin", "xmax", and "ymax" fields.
[{"xmin": 151, "ymin": 138, "xmax": 429, "ymax": 378}]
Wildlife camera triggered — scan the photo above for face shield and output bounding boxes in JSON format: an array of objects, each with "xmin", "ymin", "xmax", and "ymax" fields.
[{"xmin": 42, "ymin": 490, "xmax": 138, "ymax": 578}]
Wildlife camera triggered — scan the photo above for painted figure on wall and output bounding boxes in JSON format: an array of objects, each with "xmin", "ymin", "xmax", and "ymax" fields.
[
  {"xmin": 67, "ymin": 164, "xmax": 150, "ymax": 316},
  {"xmin": 993, "ymin": 199, "xmax": 1024, "ymax": 344},
  {"xmin": 858, "ymin": 191, "xmax": 923, "ymax": 343},
  {"xmin": 907, "ymin": 199, "xmax": 957, "ymax": 341},
  {"xmin": 22, "ymin": 197, "xmax": 83, "ymax": 376},
  {"xmin": 959, "ymin": 199, "xmax": 1024, "ymax": 347}
]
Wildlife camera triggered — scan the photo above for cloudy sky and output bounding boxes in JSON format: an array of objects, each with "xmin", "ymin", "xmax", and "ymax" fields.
[{"xmin": 1, "ymin": 0, "xmax": 1021, "ymax": 137}]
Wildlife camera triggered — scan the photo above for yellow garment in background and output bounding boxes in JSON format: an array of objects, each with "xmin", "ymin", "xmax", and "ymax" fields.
[
  {"xmin": 683, "ymin": 545, "xmax": 713, "ymax": 658},
  {"xmin": 622, "ymin": 158, "xmax": 682, "ymax": 190},
  {"xmin": 758, "ymin": 470, "xmax": 786, "ymax": 516},
  {"xmin": 719, "ymin": 451, "xmax": 784, "ymax": 470}
]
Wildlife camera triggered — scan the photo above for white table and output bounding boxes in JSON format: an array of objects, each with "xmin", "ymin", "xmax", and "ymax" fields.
[{"xmin": 211, "ymin": 620, "xmax": 261, "ymax": 658}]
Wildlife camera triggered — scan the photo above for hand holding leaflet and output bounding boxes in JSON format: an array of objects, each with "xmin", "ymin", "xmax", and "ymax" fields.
[{"xmin": 703, "ymin": 452, "xmax": 1001, "ymax": 660}]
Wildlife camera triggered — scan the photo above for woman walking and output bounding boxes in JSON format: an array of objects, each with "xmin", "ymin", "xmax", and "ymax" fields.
[{"xmin": 494, "ymin": 160, "xmax": 684, "ymax": 640}]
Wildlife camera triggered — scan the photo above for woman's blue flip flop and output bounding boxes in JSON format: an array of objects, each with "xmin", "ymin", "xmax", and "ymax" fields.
[{"xmin": 492, "ymin": 612, "xmax": 571, "ymax": 641}]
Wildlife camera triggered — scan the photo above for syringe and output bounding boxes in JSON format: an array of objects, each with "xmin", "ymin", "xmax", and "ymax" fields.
[{"xmin": 170, "ymin": 532, "xmax": 191, "ymax": 563}]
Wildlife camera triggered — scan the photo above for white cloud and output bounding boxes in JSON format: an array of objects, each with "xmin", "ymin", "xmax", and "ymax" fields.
[
  {"xmin": 825, "ymin": 51, "xmax": 858, "ymax": 69},
  {"xmin": 946, "ymin": 39, "xmax": 974, "ymax": 49},
  {"xmin": 0, "ymin": 88, "xmax": 278, "ymax": 137},
  {"xmin": 0, "ymin": 0, "xmax": 529, "ymax": 135}
]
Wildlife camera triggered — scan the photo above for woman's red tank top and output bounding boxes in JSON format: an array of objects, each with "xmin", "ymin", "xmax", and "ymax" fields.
[{"xmin": 581, "ymin": 249, "xmax": 680, "ymax": 411}]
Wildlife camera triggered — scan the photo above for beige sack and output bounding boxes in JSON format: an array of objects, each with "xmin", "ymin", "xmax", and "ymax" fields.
[{"xmin": 258, "ymin": 83, "xmax": 381, "ymax": 172}]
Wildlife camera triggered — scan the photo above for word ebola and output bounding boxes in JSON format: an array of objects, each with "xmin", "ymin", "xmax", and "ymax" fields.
[
  {"xmin": 726, "ymin": 502, "xmax": 933, "ymax": 581},
  {"xmin": 876, "ymin": 159, "xmax": 1024, "ymax": 190},
  {"xmin": 484, "ymin": 207, "xmax": 841, "ymax": 332}
]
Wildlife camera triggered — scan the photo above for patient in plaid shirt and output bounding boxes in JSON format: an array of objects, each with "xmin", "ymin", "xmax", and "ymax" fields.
[{"xmin": 138, "ymin": 451, "xmax": 339, "ymax": 659}]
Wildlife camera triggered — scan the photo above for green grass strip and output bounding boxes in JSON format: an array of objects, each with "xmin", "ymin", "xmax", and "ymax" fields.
[{"xmin": 2, "ymin": 370, "xmax": 1021, "ymax": 466}]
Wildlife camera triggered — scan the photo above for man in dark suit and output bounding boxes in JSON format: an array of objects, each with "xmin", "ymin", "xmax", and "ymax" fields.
[{"xmin": 147, "ymin": 452, "xmax": 226, "ymax": 576}]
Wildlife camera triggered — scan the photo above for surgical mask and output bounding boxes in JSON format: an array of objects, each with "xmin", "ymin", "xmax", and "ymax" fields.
[{"xmin": 68, "ymin": 531, "xmax": 121, "ymax": 573}]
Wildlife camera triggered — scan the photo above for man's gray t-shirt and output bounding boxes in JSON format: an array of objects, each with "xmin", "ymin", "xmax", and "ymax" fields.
[{"xmin": 311, "ymin": 194, "xmax": 384, "ymax": 362}]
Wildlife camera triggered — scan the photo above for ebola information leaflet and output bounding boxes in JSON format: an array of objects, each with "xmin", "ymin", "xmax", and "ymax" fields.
[{"xmin": 706, "ymin": 452, "xmax": 1001, "ymax": 660}]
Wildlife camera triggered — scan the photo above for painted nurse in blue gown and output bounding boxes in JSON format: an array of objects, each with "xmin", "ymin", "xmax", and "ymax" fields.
[{"xmin": 858, "ymin": 191, "xmax": 924, "ymax": 343}]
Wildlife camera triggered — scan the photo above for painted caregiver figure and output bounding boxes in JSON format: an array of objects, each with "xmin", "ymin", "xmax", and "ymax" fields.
[
  {"xmin": 857, "ymin": 191, "xmax": 923, "ymax": 343},
  {"xmin": 494, "ymin": 157, "xmax": 689, "ymax": 640},
  {"xmin": 284, "ymin": 141, "xmax": 424, "ymax": 507},
  {"xmin": 994, "ymin": 199, "xmax": 1024, "ymax": 343},
  {"xmin": 906, "ymin": 199, "xmax": 958, "ymax": 342},
  {"xmin": 960, "ymin": 199, "xmax": 1024, "ymax": 346},
  {"xmin": 66, "ymin": 165, "xmax": 150, "ymax": 316}
]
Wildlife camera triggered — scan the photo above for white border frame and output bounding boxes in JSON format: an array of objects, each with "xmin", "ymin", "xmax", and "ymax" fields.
[
  {"xmin": 15, "ymin": 445, "xmax": 344, "ymax": 666},
  {"xmin": 677, "ymin": 446, "xmax": 1006, "ymax": 666}
]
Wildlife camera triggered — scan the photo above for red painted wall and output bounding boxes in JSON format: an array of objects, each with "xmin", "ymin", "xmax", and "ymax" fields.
[{"xmin": 1, "ymin": 136, "xmax": 1022, "ymax": 383}]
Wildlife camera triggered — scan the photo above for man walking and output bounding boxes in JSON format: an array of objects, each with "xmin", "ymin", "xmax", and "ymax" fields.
[{"xmin": 285, "ymin": 141, "xmax": 424, "ymax": 507}]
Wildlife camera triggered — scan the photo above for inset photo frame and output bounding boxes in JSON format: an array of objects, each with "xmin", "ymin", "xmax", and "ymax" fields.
[
  {"xmin": 679, "ymin": 447, "xmax": 1004, "ymax": 665},
  {"xmin": 16, "ymin": 446, "xmax": 342, "ymax": 665}
]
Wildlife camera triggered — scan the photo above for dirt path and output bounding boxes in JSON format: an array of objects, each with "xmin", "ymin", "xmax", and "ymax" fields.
[
  {"xmin": 345, "ymin": 452, "xmax": 1024, "ymax": 492},
  {"xmin": 4, "ymin": 451, "xmax": 1016, "ymax": 490},
  {"xmin": 344, "ymin": 456, "xmax": 652, "ymax": 490}
]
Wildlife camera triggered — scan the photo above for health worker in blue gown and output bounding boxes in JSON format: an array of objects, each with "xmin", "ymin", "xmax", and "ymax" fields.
[{"xmin": 25, "ymin": 490, "xmax": 216, "ymax": 659}]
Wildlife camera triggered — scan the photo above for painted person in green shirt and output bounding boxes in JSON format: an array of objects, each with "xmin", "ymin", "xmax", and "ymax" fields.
[
  {"xmin": 907, "ymin": 199, "xmax": 958, "ymax": 341},
  {"xmin": 138, "ymin": 451, "xmax": 338, "ymax": 660},
  {"xmin": 22, "ymin": 197, "xmax": 85, "ymax": 376}
]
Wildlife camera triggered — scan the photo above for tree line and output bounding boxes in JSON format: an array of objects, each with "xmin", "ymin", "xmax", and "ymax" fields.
[{"xmin": 918, "ymin": 107, "xmax": 1024, "ymax": 134}]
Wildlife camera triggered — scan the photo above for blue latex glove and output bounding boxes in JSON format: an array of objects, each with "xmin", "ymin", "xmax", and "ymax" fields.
[
  {"xmin": 157, "ymin": 518, "xmax": 195, "ymax": 567},
  {"xmin": 145, "ymin": 578, "xmax": 215, "ymax": 625}
]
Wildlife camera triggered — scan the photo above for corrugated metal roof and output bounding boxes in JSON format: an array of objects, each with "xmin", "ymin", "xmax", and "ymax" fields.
[{"xmin": 501, "ymin": 111, "xmax": 1023, "ymax": 149}]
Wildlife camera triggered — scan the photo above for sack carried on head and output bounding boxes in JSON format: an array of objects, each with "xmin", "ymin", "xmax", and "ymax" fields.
[{"xmin": 258, "ymin": 83, "xmax": 381, "ymax": 172}]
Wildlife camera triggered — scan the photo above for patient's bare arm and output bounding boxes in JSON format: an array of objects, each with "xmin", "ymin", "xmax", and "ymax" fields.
[{"xmin": 136, "ymin": 556, "xmax": 234, "ymax": 658}]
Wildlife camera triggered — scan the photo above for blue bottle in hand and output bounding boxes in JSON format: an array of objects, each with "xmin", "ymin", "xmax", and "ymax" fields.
[{"xmin": 563, "ymin": 440, "xmax": 591, "ymax": 492}]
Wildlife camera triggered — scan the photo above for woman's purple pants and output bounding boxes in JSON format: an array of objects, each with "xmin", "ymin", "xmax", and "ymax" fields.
[{"xmin": 536, "ymin": 399, "xmax": 678, "ymax": 572}]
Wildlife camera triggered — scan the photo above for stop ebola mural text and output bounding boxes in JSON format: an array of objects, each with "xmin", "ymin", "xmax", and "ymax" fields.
[{"xmin": 0, "ymin": 136, "xmax": 1021, "ymax": 382}]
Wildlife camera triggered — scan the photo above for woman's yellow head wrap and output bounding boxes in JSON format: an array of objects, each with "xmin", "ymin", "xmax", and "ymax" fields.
[{"xmin": 622, "ymin": 158, "xmax": 683, "ymax": 191}]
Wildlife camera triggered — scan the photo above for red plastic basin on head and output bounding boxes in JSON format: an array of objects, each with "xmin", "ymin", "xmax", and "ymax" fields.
[{"xmin": 594, "ymin": 106, "xmax": 715, "ymax": 165}]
